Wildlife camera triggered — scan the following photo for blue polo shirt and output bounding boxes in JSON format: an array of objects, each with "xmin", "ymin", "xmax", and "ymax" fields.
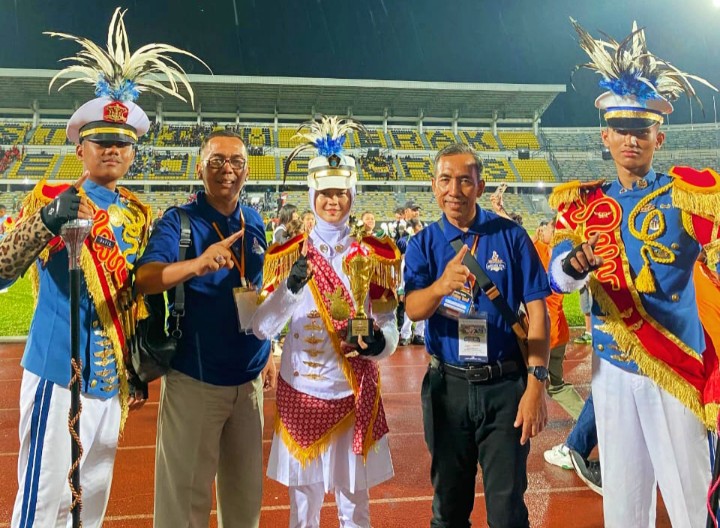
[
  {"xmin": 137, "ymin": 192, "xmax": 270, "ymax": 386},
  {"xmin": 404, "ymin": 206, "xmax": 550, "ymax": 366}
]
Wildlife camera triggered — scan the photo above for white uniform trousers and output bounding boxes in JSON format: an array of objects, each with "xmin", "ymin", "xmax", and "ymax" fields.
[
  {"xmin": 592, "ymin": 355, "xmax": 712, "ymax": 528},
  {"xmin": 289, "ymin": 483, "xmax": 370, "ymax": 528},
  {"xmin": 153, "ymin": 369, "xmax": 264, "ymax": 528},
  {"xmin": 12, "ymin": 370, "xmax": 120, "ymax": 528},
  {"xmin": 400, "ymin": 315, "xmax": 425, "ymax": 340}
]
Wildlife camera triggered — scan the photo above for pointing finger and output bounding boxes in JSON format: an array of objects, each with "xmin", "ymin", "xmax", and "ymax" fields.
[
  {"xmin": 220, "ymin": 228, "xmax": 245, "ymax": 247},
  {"xmin": 587, "ymin": 233, "xmax": 600, "ymax": 249},
  {"xmin": 451, "ymin": 244, "xmax": 469, "ymax": 264},
  {"xmin": 73, "ymin": 170, "xmax": 90, "ymax": 192}
]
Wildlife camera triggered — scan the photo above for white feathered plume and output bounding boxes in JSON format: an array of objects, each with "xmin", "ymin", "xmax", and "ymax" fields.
[
  {"xmin": 45, "ymin": 7, "xmax": 211, "ymax": 107},
  {"xmin": 283, "ymin": 115, "xmax": 366, "ymax": 179}
]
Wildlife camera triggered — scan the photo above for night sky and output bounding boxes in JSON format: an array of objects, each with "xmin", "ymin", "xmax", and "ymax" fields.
[{"xmin": 1, "ymin": 0, "xmax": 720, "ymax": 127}]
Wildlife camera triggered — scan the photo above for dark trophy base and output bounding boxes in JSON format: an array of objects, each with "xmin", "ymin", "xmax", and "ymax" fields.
[{"xmin": 347, "ymin": 317, "xmax": 375, "ymax": 345}]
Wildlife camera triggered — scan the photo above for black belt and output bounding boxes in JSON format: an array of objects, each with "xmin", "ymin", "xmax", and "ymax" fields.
[{"xmin": 430, "ymin": 356, "xmax": 519, "ymax": 384}]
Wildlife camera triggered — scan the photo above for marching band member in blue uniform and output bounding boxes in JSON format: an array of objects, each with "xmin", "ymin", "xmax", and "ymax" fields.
[
  {"xmin": 0, "ymin": 9, "xmax": 205, "ymax": 527},
  {"xmin": 548, "ymin": 19, "xmax": 720, "ymax": 527}
]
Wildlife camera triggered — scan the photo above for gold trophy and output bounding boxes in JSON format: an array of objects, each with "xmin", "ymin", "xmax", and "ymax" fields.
[{"xmin": 343, "ymin": 244, "xmax": 375, "ymax": 344}]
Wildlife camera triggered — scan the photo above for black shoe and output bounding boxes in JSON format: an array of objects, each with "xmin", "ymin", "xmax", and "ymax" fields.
[
  {"xmin": 411, "ymin": 335, "xmax": 425, "ymax": 346},
  {"xmin": 398, "ymin": 338, "xmax": 410, "ymax": 346},
  {"xmin": 569, "ymin": 449, "xmax": 602, "ymax": 496}
]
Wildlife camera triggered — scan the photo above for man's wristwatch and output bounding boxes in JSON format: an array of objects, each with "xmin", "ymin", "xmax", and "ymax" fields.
[{"xmin": 527, "ymin": 365, "xmax": 549, "ymax": 381}]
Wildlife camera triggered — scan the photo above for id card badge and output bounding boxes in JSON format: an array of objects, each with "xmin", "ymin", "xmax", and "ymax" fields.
[
  {"xmin": 458, "ymin": 313, "xmax": 488, "ymax": 363},
  {"xmin": 437, "ymin": 285, "xmax": 474, "ymax": 320},
  {"xmin": 233, "ymin": 281, "xmax": 258, "ymax": 335}
]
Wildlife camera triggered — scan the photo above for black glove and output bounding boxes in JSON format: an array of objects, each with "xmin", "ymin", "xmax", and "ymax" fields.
[
  {"xmin": 561, "ymin": 241, "xmax": 600, "ymax": 280},
  {"xmin": 357, "ymin": 326, "xmax": 386, "ymax": 357},
  {"xmin": 287, "ymin": 255, "xmax": 312, "ymax": 294},
  {"xmin": 40, "ymin": 186, "xmax": 81, "ymax": 235}
]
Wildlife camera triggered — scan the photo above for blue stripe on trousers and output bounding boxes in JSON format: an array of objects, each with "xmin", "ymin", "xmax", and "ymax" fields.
[{"xmin": 19, "ymin": 378, "xmax": 53, "ymax": 528}]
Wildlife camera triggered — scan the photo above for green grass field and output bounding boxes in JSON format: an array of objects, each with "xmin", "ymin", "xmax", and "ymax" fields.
[
  {"xmin": 0, "ymin": 276, "xmax": 585, "ymax": 337},
  {"xmin": 0, "ymin": 275, "xmax": 34, "ymax": 336}
]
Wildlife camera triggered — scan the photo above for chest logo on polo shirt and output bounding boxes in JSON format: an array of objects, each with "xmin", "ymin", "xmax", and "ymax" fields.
[
  {"xmin": 252, "ymin": 237, "xmax": 264, "ymax": 255},
  {"xmin": 486, "ymin": 251, "xmax": 506, "ymax": 272}
]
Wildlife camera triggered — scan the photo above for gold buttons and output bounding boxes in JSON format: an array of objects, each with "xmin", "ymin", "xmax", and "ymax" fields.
[
  {"xmin": 671, "ymin": 243, "xmax": 680, "ymax": 250},
  {"xmin": 90, "ymin": 379, "xmax": 98, "ymax": 388},
  {"xmin": 92, "ymin": 320, "xmax": 99, "ymax": 328},
  {"xmin": 597, "ymin": 344, "xmax": 604, "ymax": 351},
  {"xmin": 293, "ymin": 370, "xmax": 300, "ymax": 377},
  {"xmin": 671, "ymin": 293, "xmax": 680, "ymax": 302}
]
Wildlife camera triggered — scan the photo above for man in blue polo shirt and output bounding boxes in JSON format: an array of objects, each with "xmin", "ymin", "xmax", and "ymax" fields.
[
  {"xmin": 404, "ymin": 143, "xmax": 550, "ymax": 528},
  {"xmin": 135, "ymin": 130, "xmax": 273, "ymax": 528}
]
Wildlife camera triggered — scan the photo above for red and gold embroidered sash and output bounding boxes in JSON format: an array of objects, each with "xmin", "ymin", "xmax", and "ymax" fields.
[
  {"xmin": 275, "ymin": 243, "xmax": 388, "ymax": 463},
  {"xmin": 558, "ymin": 187, "xmax": 710, "ymax": 427},
  {"xmin": 21, "ymin": 181, "xmax": 150, "ymax": 429}
]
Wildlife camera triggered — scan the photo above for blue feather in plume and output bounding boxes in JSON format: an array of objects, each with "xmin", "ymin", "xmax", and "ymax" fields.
[
  {"xmin": 94, "ymin": 75, "xmax": 141, "ymax": 102},
  {"xmin": 314, "ymin": 134, "xmax": 346, "ymax": 157},
  {"xmin": 599, "ymin": 73, "xmax": 661, "ymax": 101}
]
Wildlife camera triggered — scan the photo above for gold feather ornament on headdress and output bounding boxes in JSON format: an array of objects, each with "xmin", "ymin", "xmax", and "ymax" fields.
[
  {"xmin": 570, "ymin": 17, "xmax": 716, "ymax": 111},
  {"xmin": 45, "ymin": 7, "xmax": 211, "ymax": 106}
]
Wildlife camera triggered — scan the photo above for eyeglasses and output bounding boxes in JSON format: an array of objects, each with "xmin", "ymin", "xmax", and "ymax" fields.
[{"xmin": 204, "ymin": 157, "xmax": 247, "ymax": 170}]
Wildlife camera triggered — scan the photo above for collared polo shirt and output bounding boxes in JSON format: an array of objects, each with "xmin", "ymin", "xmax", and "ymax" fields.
[
  {"xmin": 404, "ymin": 205, "xmax": 550, "ymax": 366},
  {"xmin": 137, "ymin": 191, "xmax": 270, "ymax": 386}
]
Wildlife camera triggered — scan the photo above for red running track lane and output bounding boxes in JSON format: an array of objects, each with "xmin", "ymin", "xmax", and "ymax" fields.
[{"xmin": 0, "ymin": 336, "xmax": 672, "ymax": 527}]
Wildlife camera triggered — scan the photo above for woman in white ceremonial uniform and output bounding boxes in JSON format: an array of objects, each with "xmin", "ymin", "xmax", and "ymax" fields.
[{"xmin": 253, "ymin": 117, "xmax": 400, "ymax": 528}]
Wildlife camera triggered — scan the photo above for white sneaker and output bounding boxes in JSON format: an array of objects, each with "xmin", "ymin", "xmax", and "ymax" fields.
[{"xmin": 543, "ymin": 443, "xmax": 572, "ymax": 470}]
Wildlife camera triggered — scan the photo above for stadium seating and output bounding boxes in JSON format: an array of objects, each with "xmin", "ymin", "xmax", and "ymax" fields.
[
  {"xmin": 2, "ymin": 117, "xmax": 717, "ymax": 233},
  {"xmin": 497, "ymin": 131, "xmax": 540, "ymax": 150},
  {"xmin": 512, "ymin": 159, "xmax": 556, "ymax": 182},
  {"xmin": 278, "ymin": 128, "xmax": 304, "ymax": 149},
  {"xmin": 425, "ymin": 130, "xmax": 458, "ymax": 150},
  {"xmin": 482, "ymin": 159, "xmax": 515, "ymax": 182},
  {"xmin": 55, "ymin": 154, "xmax": 84, "ymax": 180},
  {"xmin": 358, "ymin": 156, "xmax": 395, "ymax": 180},
  {"xmin": 27, "ymin": 124, "xmax": 68, "ymax": 146},
  {"xmin": 458, "ymin": 130, "xmax": 499, "ymax": 151},
  {"xmin": 397, "ymin": 156, "xmax": 432, "ymax": 181},
  {"xmin": 7, "ymin": 153, "xmax": 58, "ymax": 179},
  {"xmin": 541, "ymin": 130, "xmax": 601, "ymax": 151},
  {"xmin": 388, "ymin": 129, "xmax": 425, "ymax": 150},
  {"xmin": 0, "ymin": 122, "xmax": 32, "ymax": 145},
  {"xmin": 240, "ymin": 127, "xmax": 273, "ymax": 148},
  {"xmin": 281, "ymin": 156, "xmax": 309, "ymax": 181},
  {"xmin": 357, "ymin": 129, "xmax": 388, "ymax": 148},
  {"xmin": 247, "ymin": 155, "xmax": 278, "ymax": 180}
]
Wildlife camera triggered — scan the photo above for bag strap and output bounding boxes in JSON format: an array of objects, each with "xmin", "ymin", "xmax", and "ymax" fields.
[
  {"xmin": 168, "ymin": 208, "xmax": 191, "ymax": 337},
  {"xmin": 437, "ymin": 219, "xmax": 529, "ymax": 346}
]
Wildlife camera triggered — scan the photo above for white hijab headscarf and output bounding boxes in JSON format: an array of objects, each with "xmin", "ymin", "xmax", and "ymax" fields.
[{"xmin": 308, "ymin": 186, "xmax": 356, "ymax": 251}]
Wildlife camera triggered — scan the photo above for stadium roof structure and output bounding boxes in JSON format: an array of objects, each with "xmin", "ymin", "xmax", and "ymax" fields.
[{"xmin": 0, "ymin": 68, "xmax": 565, "ymax": 125}]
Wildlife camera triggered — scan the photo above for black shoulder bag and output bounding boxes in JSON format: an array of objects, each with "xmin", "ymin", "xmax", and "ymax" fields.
[
  {"xmin": 129, "ymin": 208, "xmax": 191, "ymax": 383},
  {"xmin": 437, "ymin": 219, "xmax": 529, "ymax": 365}
]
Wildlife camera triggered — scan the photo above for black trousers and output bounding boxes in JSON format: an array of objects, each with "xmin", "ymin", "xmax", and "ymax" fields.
[{"xmin": 421, "ymin": 364, "xmax": 530, "ymax": 528}]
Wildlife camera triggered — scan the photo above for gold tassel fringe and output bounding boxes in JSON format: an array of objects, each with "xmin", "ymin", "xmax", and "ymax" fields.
[
  {"xmin": 260, "ymin": 238, "xmax": 304, "ymax": 298},
  {"xmin": 274, "ymin": 407, "xmax": 355, "ymax": 468},
  {"xmin": 80, "ymin": 248, "xmax": 130, "ymax": 431},
  {"xmin": 634, "ymin": 263, "xmax": 656, "ymax": 294},
  {"xmin": 551, "ymin": 228, "xmax": 582, "ymax": 248},
  {"xmin": 590, "ymin": 281, "xmax": 709, "ymax": 428},
  {"xmin": 548, "ymin": 181, "xmax": 583, "ymax": 210},
  {"xmin": 672, "ymin": 183, "xmax": 720, "ymax": 220}
]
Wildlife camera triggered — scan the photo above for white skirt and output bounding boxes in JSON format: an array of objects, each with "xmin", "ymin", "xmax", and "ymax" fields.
[{"xmin": 267, "ymin": 420, "xmax": 394, "ymax": 493}]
